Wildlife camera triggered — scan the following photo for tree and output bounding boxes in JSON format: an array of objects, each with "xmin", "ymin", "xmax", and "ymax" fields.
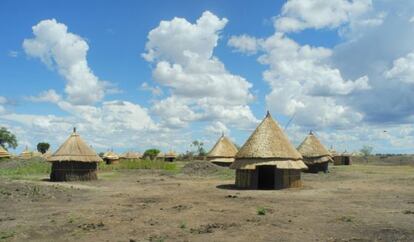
[
  {"xmin": 37, "ymin": 142, "xmax": 50, "ymax": 154},
  {"xmin": 191, "ymin": 140, "xmax": 206, "ymax": 156},
  {"xmin": 360, "ymin": 145, "xmax": 373, "ymax": 162},
  {"xmin": 0, "ymin": 127, "xmax": 18, "ymax": 150},
  {"xmin": 143, "ymin": 149, "xmax": 160, "ymax": 160}
]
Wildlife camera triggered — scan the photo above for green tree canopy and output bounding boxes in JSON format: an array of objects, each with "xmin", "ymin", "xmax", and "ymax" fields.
[
  {"xmin": 37, "ymin": 142, "xmax": 50, "ymax": 154},
  {"xmin": 0, "ymin": 127, "xmax": 18, "ymax": 151},
  {"xmin": 143, "ymin": 149, "xmax": 160, "ymax": 160}
]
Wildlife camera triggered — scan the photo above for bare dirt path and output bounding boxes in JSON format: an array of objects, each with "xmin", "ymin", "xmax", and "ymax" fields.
[{"xmin": 1, "ymin": 165, "xmax": 414, "ymax": 242}]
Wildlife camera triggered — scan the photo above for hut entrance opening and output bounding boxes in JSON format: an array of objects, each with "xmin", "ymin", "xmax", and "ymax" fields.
[
  {"xmin": 344, "ymin": 157, "xmax": 350, "ymax": 165},
  {"xmin": 258, "ymin": 165, "xmax": 275, "ymax": 189}
]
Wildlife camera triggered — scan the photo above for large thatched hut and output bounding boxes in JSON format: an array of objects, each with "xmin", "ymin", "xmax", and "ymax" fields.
[
  {"xmin": 103, "ymin": 151, "xmax": 120, "ymax": 164},
  {"xmin": 230, "ymin": 112, "xmax": 307, "ymax": 190},
  {"xmin": 207, "ymin": 134, "xmax": 238, "ymax": 166},
  {"xmin": 0, "ymin": 146, "xmax": 11, "ymax": 160},
  {"xmin": 48, "ymin": 128, "xmax": 103, "ymax": 181},
  {"xmin": 20, "ymin": 146, "xmax": 32, "ymax": 159},
  {"xmin": 164, "ymin": 151, "xmax": 177, "ymax": 162},
  {"xmin": 333, "ymin": 151, "xmax": 352, "ymax": 165},
  {"xmin": 297, "ymin": 131, "xmax": 333, "ymax": 173}
]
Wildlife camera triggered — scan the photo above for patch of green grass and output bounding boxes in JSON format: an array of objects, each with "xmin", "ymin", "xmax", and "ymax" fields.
[
  {"xmin": 213, "ymin": 168, "xmax": 235, "ymax": 179},
  {"xmin": 338, "ymin": 215, "xmax": 354, "ymax": 222},
  {"xmin": 179, "ymin": 222, "xmax": 187, "ymax": 229},
  {"xmin": 257, "ymin": 207, "xmax": 267, "ymax": 216},
  {"xmin": 0, "ymin": 231, "xmax": 15, "ymax": 240},
  {"xmin": 0, "ymin": 159, "xmax": 50, "ymax": 177},
  {"xmin": 99, "ymin": 159, "xmax": 178, "ymax": 172}
]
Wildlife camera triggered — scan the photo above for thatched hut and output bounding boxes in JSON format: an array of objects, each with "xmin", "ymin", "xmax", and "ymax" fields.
[
  {"xmin": 103, "ymin": 151, "xmax": 120, "ymax": 164},
  {"xmin": 297, "ymin": 131, "xmax": 333, "ymax": 173},
  {"xmin": 120, "ymin": 151, "xmax": 141, "ymax": 160},
  {"xmin": 230, "ymin": 112, "xmax": 307, "ymax": 190},
  {"xmin": 0, "ymin": 146, "xmax": 11, "ymax": 160},
  {"xmin": 333, "ymin": 151, "xmax": 352, "ymax": 165},
  {"xmin": 48, "ymin": 128, "xmax": 103, "ymax": 181},
  {"xmin": 19, "ymin": 146, "xmax": 32, "ymax": 159},
  {"xmin": 207, "ymin": 134, "xmax": 238, "ymax": 166},
  {"xmin": 164, "ymin": 151, "xmax": 177, "ymax": 162}
]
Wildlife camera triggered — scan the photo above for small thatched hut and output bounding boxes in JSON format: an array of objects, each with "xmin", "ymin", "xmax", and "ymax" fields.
[
  {"xmin": 207, "ymin": 134, "xmax": 238, "ymax": 166},
  {"xmin": 230, "ymin": 112, "xmax": 307, "ymax": 190},
  {"xmin": 164, "ymin": 151, "xmax": 177, "ymax": 162},
  {"xmin": 297, "ymin": 131, "xmax": 333, "ymax": 173},
  {"xmin": 48, "ymin": 128, "xmax": 103, "ymax": 181},
  {"xmin": 0, "ymin": 146, "xmax": 11, "ymax": 160},
  {"xmin": 120, "ymin": 151, "xmax": 141, "ymax": 160},
  {"xmin": 333, "ymin": 151, "xmax": 352, "ymax": 165},
  {"xmin": 20, "ymin": 146, "xmax": 32, "ymax": 159},
  {"xmin": 103, "ymin": 151, "xmax": 120, "ymax": 164}
]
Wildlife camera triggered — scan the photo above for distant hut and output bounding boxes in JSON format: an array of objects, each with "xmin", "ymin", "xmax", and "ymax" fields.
[
  {"xmin": 103, "ymin": 150, "xmax": 120, "ymax": 164},
  {"xmin": 333, "ymin": 151, "xmax": 352, "ymax": 166},
  {"xmin": 164, "ymin": 151, "xmax": 177, "ymax": 162},
  {"xmin": 19, "ymin": 146, "xmax": 32, "ymax": 159},
  {"xmin": 207, "ymin": 134, "xmax": 238, "ymax": 166},
  {"xmin": 0, "ymin": 146, "xmax": 11, "ymax": 160},
  {"xmin": 297, "ymin": 131, "xmax": 333, "ymax": 173},
  {"xmin": 120, "ymin": 151, "xmax": 141, "ymax": 160},
  {"xmin": 156, "ymin": 152, "xmax": 165, "ymax": 161},
  {"xmin": 230, "ymin": 112, "xmax": 307, "ymax": 190},
  {"xmin": 32, "ymin": 151, "xmax": 42, "ymax": 158},
  {"xmin": 48, "ymin": 128, "xmax": 103, "ymax": 181}
]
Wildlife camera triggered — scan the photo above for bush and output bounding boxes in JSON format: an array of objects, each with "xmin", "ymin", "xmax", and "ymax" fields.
[
  {"xmin": 143, "ymin": 149, "xmax": 160, "ymax": 160},
  {"xmin": 257, "ymin": 207, "xmax": 266, "ymax": 216}
]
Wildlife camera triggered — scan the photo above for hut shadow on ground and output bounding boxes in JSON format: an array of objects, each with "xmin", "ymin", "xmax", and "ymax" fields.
[{"xmin": 216, "ymin": 184, "xmax": 282, "ymax": 191}]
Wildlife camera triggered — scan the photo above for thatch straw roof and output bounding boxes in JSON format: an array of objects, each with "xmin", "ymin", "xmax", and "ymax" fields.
[
  {"xmin": 207, "ymin": 134, "xmax": 238, "ymax": 158},
  {"xmin": 48, "ymin": 128, "xmax": 103, "ymax": 163},
  {"xmin": 156, "ymin": 152, "xmax": 165, "ymax": 158},
  {"xmin": 42, "ymin": 150, "xmax": 53, "ymax": 159},
  {"xmin": 231, "ymin": 112, "xmax": 306, "ymax": 170},
  {"xmin": 103, "ymin": 151, "xmax": 119, "ymax": 160},
  {"xmin": 164, "ymin": 151, "xmax": 177, "ymax": 158},
  {"xmin": 0, "ymin": 146, "xmax": 11, "ymax": 158},
  {"xmin": 20, "ymin": 146, "xmax": 32, "ymax": 159},
  {"xmin": 120, "ymin": 151, "xmax": 141, "ymax": 159},
  {"xmin": 297, "ymin": 132, "xmax": 331, "ymax": 158}
]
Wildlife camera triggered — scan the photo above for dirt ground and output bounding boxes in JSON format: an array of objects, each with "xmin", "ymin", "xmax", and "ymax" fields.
[{"xmin": 1, "ymin": 164, "xmax": 414, "ymax": 242}]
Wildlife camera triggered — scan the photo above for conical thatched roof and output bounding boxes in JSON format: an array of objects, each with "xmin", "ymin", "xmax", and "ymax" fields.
[
  {"xmin": 103, "ymin": 151, "xmax": 119, "ymax": 160},
  {"xmin": 297, "ymin": 132, "xmax": 331, "ymax": 158},
  {"xmin": 297, "ymin": 132, "xmax": 332, "ymax": 165},
  {"xmin": 231, "ymin": 112, "xmax": 306, "ymax": 170},
  {"xmin": 164, "ymin": 151, "xmax": 177, "ymax": 158},
  {"xmin": 207, "ymin": 135, "xmax": 238, "ymax": 158},
  {"xmin": 0, "ymin": 146, "xmax": 11, "ymax": 158},
  {"xmin": 20, "ymin": 146, "xmax": 32, "ymax": 159},
  {"xmin": 120, "ymin": 151, "xmax": 141, "ymax": 159},
  {"xmin": 42, "ymin": 150, "xmax": 53, "ymax": 159},
  {"xmin": 48, "ymin": 128, "xmax": 103, "ymax": 163}
]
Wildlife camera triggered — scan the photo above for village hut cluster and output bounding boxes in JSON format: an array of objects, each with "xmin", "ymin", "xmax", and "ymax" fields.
[{"xmin": 3, "ymin": 110, "xmax": 352, "ymax": 187}]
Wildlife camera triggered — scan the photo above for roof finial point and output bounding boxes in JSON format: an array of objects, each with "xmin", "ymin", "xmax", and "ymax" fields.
[
  {"xmin": 221, "ymin": 131, "xmax": 224, "ymax": 137},
  {"xmin": 309, "ymin": 130, "xmax": 313, "ymax": 135},
  {"xmin": 266, "ymin": 110, "xmax": 271, "ymax": 117},
  {"xmin": 73, "ymin": 127, "xmax": 76, "ymax": 133}
]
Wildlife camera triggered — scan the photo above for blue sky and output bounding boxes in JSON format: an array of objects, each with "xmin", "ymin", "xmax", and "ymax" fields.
[{"xmin": 1, "ymin": 0, "xmax": 414, "ymax": 155}]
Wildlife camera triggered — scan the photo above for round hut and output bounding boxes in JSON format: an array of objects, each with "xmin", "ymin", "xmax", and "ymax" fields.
[
  {"xmin": 297, "ymin": 131, "xmax": 333, "ymax": 173},
  {"xmin": 333, "ymin": 151, "xmax": 352, "ymax": 165},
  {"xmin": 20, "ymin": 146, "xmax": 32, "ymax": 159},
  {"xmin": 230, "ymin": 112, "xmax": 307, "ymax": 190},
  {"xmin": 207, "ymin": 134, "xmax": 238, "ymax": 166},
  {"xmin": 120, "ymin": 151, "xmax": 141, "ymax": 160},
  {"xmin": 48, "ymin": 128, "xmax": 103, "ymax": 181},
  {"xmin": 164, "ymin": 151, "xmax": 177, "ymax": 162},
  {"xmin": 0, "ymin": 146, "xmax": 11, "ymax": 160},
  {"xmin": 103, "ymin": 150, "xmax": 120, "ymax": 164}
]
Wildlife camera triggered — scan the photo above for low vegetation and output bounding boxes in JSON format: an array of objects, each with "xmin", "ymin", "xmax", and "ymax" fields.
[{"xmin": 99, "ymin": 159, "xmax": 177, "ymax": 172}]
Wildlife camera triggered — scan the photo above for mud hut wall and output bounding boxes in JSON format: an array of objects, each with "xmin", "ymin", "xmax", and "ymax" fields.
[
  {"xmin": 235, "ymin": 169, "xmax": 257, "ymax": 189},
  {"xmin": 275, "ymin": 169, "xmax": 301, "ymax": 189},
  {"xmin": 50, "ymin": 161, "xmax": 98, "ymax": 181}
]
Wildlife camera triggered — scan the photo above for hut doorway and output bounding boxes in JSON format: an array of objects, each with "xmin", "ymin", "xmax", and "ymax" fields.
[{"xmin": 257, "ymin": 166, "xmax": 275, "ymax": 189}]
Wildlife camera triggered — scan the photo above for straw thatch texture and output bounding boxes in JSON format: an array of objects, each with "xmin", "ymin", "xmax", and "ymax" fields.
[
  {"xmin": 297, "ymin": 132, "xmax": 333, "ymax": 169},
  {"xmin": 0, "ymin": 146, "xmax": 11, "ymax": 159},
  {"xmin": 120, "ymin": 152, "xmax": 141, "ymax": 160},
  {"xmin": 231, "ymin": 112, "xmax": 305, "ymax": 170},
  {"xmin": 207, "ymin": 135, "xmax": 238, "ymax": 158},
  {"xmin": 42, "ymin": 150, "xmax": 53, "ymax": 160},
  {"xmin": 20, "ymin": 147, "xmax": 32, "ymax": 160},
  {"xmin": 333, "ymin": 152, "xmax": 352, "ymax": 165},
  {"xmin": 164, "ymin": 151, "xmax": 177, "ymax": 162},
  {"xmin": 235, "ymin": 113, "xmax": 302, "ymax": 160},
  {"xmin": 48, "ymin": 131, "xmax": 103, "ymax": 163}
]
